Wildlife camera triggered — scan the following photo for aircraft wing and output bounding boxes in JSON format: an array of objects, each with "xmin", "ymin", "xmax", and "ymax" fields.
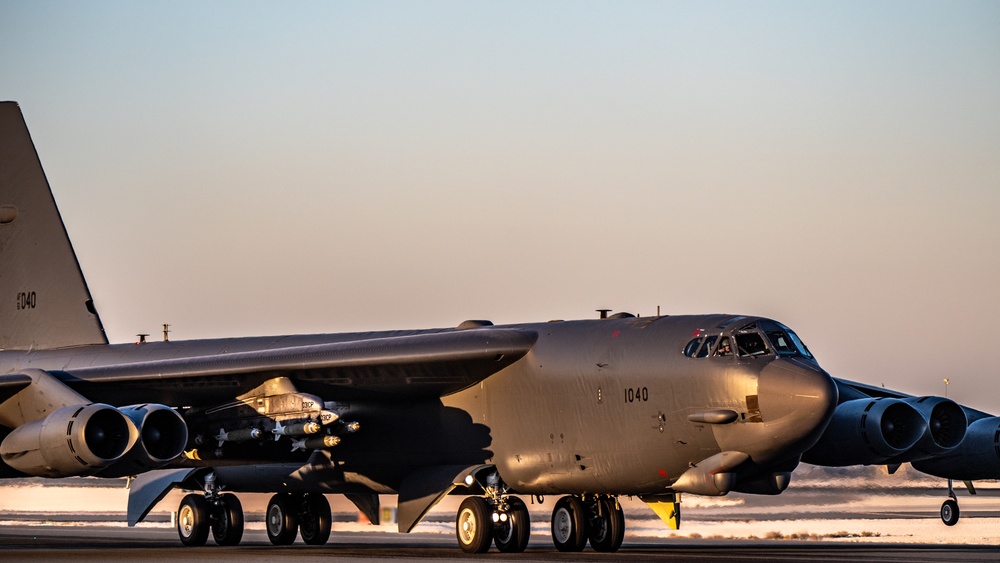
[
  {"xmin": 833, "ymin": 377, "xmax": 993, "ymax": 421},
  {"xmin": 57, "ymin": 328, "xmax": 538, "ymax": 406}
]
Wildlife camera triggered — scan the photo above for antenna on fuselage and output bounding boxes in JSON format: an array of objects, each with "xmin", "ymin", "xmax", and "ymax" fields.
[{"xmin": 597, "ymin": 309, "xmax": 611, "ymax": 319}]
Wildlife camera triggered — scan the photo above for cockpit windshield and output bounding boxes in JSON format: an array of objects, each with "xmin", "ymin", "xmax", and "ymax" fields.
[
  {"xmin": 735, "ymin": 332, "xmax": 768, "ymax": 357},
  {"xmin": 682, "ymin": 319, "xmax": 814, "ymax": 360},
  {"xmin": 760, "ymin": 320, "xmax": 813, "ymax": 359}
]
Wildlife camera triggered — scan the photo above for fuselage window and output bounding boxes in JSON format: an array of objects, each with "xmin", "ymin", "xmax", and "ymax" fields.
[
  {"xmin": 715, "ymin": 336, "xmax": 733, "ymax": 357},
  {"xmin": 735, "ymin": 332, "xmax": 769, "ymax": 357}
]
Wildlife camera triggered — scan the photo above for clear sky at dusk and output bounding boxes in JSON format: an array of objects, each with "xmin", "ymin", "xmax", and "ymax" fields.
[{"xmin": 2, "ymin": 1, "xmax": 998, "ymax": 412}]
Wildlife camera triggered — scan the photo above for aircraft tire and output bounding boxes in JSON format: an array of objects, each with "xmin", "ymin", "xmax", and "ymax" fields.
[
  {"xmin": 941, "ymin": 498, "xmax": 960, "ymax": 526},
  {"xmin": 456, "ymin": 496, "xmax": 494, "ymax": 553},
  {"xmin": 266, "ymin": 493, "xmax": 299, "ymax": 545},
  {"xmin": 177, "ymin": 494, "xmax": 210, "ymax": 547},
  {"xmin": 551, "ymin": 496, "xmax": 587, "ymax": 552},
  {"xmin": 299, "ymin": 493, "xmax": 332, "ymax": 545},
  {"xmin": 211, "ymin": 493, "xmax": 244, "ymax": 546},
  {"xmin": 588, "ymin": 497, "xmax": 625, "ymax": 552},
  {"xmin": 494, "ymin": 496, "xmax": 530, "ymax": 553}
]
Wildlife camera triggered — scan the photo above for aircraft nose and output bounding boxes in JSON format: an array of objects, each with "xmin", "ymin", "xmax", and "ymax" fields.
[{"xmin": 757, "ymin": 358, "xmax": 838, "ymax": 446}]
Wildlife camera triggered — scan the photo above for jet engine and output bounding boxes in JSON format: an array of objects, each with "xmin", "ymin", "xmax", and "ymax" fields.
[
  {"xmin": 802, "ymin": 398, "xmax": 925, "ymax": 466},
  {"xmin": 895, "ymin": 396, "xmax": 967, "ymax": 460},
  {"xmin": 98, "ymin": 404, "xmax": 188, "ymax": 478},
  {"xmin": 0, "ymin": 403, "xmax": 136, "ymax": 477},
  {"xmin": 912, "ymin": 416, "xmax": 1000, "ymax": 480}
]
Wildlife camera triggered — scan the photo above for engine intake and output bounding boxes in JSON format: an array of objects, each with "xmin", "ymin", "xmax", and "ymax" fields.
[
  {"xmin": 0, "ymin": 403, "xmax": 136, "ymax": 477},
  {"xmin": 898, "ymin": 396, "xmax": 967, "ymax": 459},
  {"xmin": 802, "ymin": 398, "xmax": 925, "ymax": 466},
  {"xmin": 98, "ymin": 404, "xmax": 188, "ymax": 477}
]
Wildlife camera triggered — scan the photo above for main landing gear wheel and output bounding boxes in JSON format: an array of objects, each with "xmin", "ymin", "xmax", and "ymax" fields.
[
  {"xmin": 177, "ymin": 494, "xmax": 210, "ymax": 547},
  {"xmin": 211, "ymin": 493, "xmax": 244, "ymax": 546},
  {"xmin": 456, "ymin": 496, "xmax": 494, "ymax": 553},
  {"xmin": 299, "ymin": 493, "xmax": 332, "ymax": 545},
  {"xmin": 494, "ymin": 496, "xmax": 530, "ymax": 553},
  {"xmin": 587, "ymin": 497, "xmax": 625, "ymax": 552},
  {"xmin": 266, "ymin": 493, "xmax": 300, "ymax": 545},
  {"xmin": 551, "ymin": 496, "xmax": 588, "ymax": 552},
  {"xmin": 941, "ymin": 498, "xmax": 960, "ymax": 526}
]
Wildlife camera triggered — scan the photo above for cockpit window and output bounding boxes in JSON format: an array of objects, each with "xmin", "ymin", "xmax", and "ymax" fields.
[
  {"xmin": 761, "ymin": 321, "xmax": 814, "ymax": 359},
  {"xmin": 683, "ymin": 337, "xmax": 702, "ymax": 357},
  {"xmin": 735, "ymin": 332, "xmax": 769, "ymax": 357},
  {"xmin": 785, "ymin": 328, "xmax": 814, "ymax": 359},
  {"xmin": 697, "ymin": 335, "xmax": 717, "ymax": 358},
  {"xmin": 765, "ymin": 330, "xmax": 798, "ymax": 356}
]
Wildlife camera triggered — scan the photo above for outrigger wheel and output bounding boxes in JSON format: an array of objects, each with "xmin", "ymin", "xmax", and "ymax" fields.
[{"xmin": 941, "ymin": 497, "xmax": 960, "ymax": 526}]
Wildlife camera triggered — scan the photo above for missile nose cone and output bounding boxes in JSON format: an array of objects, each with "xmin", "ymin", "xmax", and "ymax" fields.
[{"xmin": 757, "ymin": 357, "xmax": 838, "ymax": 448}]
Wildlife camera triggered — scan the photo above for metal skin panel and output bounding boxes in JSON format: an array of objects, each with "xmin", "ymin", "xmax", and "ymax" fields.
[
  {"xmin": 0, "ymin": 102, "xmax": 107, "ymax": 350},
  {"xmin": 443, "ymin": 316, "xmax": 837, "ymax": 496}
]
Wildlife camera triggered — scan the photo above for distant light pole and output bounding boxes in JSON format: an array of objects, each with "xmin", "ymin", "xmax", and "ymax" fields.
[{"xmin": 943, "ymin": 378, "xmax": 950, "ymax": 398}]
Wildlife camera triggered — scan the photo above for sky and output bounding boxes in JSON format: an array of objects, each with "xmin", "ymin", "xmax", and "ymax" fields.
[{"xmin": 1, "ymin": 1, "xmax": 998, "ymax": 413}]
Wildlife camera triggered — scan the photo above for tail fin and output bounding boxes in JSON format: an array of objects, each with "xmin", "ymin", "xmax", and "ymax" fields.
[{"xmin": 0, "ymin": 102, "xmax": 107, "ymax": 349}]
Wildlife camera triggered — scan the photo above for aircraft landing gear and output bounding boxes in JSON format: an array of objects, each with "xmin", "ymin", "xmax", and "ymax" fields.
[
  {"xmin": 549, "ymin": 495, "xmax": 625, "ymax": 553},
  {"xmin": 177, "ymin": 494, "xmax": 210, "ymax": 546},
  {"xmin": 494, "ymin": 496, "xmax": 530, "ymax": 553},
  {"xmin": 455, "ymin": 471, "xmax": 531, "ymax": 554},
  {"xmin": 265, "ymin": 492, "xmax": 333, "ymax": 545},
  {"xmin": 941, "ymin": 479, "xmax": 960, "ymax": 526},
  {"xmin": 211, "ymin": 493, "xmax": 244, "ymax": 546},
  {"xmin": 298, "ymin": 493, "xmax": 332, "ymax": 545},
  {"xmin": 551, "ymin": 496, "xmax": 588, "ymax": 552},
  {"xmin": 586, "ymin": 496, "xmax": 625, "ymax": 552},
  {"xmin": 456, "ymin": 496, "xmax": 494, "ymax": 553},
  {"xmin": 941, "ymin": 498, "xmax": 960, "ymax": 526},
  {"xmin": 176, "ymin": 472, "xmax": 245, "ymax": 547}
]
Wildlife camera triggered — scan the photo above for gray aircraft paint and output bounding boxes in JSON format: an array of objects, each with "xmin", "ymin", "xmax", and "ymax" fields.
[
  {"xmin": 0, "ymin": 102, "xmax": 994, "ymax": 549},
  {"xmin": 0, "ymin": 102, "xmax": 107, "ymax": 350}
]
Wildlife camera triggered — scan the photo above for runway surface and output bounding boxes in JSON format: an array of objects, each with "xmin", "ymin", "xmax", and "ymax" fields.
[{"xmin": 0, "ymin": 525, "xmax": 996, "ymax": 563}]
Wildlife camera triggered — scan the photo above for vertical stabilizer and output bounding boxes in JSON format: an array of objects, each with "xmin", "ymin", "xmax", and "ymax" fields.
[{"xmin": 0, "ymin": 102, "xmax": 107, "ymax": 349}]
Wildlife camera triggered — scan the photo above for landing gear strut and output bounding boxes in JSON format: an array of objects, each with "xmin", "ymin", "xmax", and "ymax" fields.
[{"xmin": 941, "ymin": 479, "xmax": 960, "ymax": 526}]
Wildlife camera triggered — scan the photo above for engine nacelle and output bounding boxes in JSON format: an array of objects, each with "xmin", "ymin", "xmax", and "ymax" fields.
[
  {"xmin": 912, "ymin": 416, "xmax": 1000, "ymax": 480},
  {"xmin": 98, "ymin": 404, "xmax": 189, "ymax": 478},
  {"xmin": 802, "ymin": 398, "xmax": 925, "ymax": 466},
  {"xmin": 895, "ymin": 396, "xmax": 967, "ymax": 460},
  {"xmin": 0, "ymin": 403, "xmax": 137, "ymax": 477}
]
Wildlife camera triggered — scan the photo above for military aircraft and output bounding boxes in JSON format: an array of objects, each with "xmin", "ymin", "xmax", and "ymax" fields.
[{"xmin": 0, "ymin": 102, "xmax": 996, "ymax": 553}]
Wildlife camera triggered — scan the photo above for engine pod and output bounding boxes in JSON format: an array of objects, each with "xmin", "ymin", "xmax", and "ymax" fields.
[{"xmin": 0, "ymin": 403, "xmax": 136, "ymax": 477}]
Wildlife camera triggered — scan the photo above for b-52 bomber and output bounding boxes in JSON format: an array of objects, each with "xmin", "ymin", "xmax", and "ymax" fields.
[{"xmin": 0, "ymin": 102, "xmax": 996, "ymax": 553}]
